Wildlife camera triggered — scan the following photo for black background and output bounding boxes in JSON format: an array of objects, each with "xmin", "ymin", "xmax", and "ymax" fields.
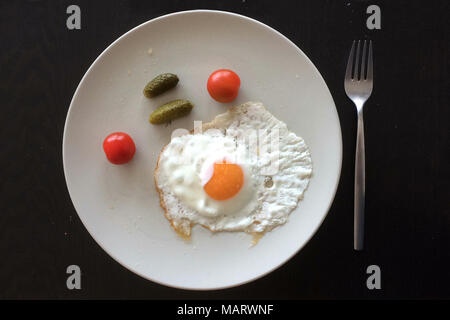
[{"xmin": 1, "ymin": 0, "xmax": 448, "ymax": 299}]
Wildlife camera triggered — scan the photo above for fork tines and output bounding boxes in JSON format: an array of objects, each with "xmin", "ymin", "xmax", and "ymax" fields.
[{"xmin": 345, "ymin": 40, "xmax": 373, "ymax": 81}]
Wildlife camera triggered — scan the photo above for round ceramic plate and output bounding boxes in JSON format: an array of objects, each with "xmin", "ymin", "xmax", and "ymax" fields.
[{"xmin": 63, "ymin": 10, "xmax": 342, "ymax": 290}]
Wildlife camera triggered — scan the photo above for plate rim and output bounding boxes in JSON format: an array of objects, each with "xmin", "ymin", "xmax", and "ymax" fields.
[{"xmin": 62, "ymin": 9, "xmax": 343, "ymax": 291}]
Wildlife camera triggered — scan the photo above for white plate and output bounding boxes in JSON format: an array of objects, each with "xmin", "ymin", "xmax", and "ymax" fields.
[{"xmin": 63, "ymin": 10, "xmax": 342, "ymax": 290}]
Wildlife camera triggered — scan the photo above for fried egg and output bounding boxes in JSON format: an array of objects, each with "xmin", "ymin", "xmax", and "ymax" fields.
[{"xmin": 154, "ymin": 101, "xmax": 312, "ymax": 241}]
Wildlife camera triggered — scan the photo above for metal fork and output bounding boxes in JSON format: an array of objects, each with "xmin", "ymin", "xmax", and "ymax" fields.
[{"xmin": 344, "ymin": 40, "xmax": 373, "ymax": 251}]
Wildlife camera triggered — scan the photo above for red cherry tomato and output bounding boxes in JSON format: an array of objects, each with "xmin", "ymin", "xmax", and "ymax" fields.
[
  {"xmin": 103, "ymin": 132, "xmax": 136, "ymax": 165},
  {"xmin": 207, "ymin": 69, "xmax": 240, "ymax": 103}
]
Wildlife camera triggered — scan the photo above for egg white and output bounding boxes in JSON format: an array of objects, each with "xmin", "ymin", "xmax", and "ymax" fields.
[{"xmin": 155, "ymin": 101, "xmax": 313, "ymax": 239}]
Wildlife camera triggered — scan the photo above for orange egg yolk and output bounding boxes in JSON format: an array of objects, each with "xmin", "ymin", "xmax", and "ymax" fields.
[{"xmin": 203, "ymin": 162, "xmax": 244, "ymax": 201}]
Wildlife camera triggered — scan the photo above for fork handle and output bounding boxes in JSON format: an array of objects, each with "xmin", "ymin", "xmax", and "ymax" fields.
[{"xmin": 354, "ymin": 110, "xmax": 365, "ymax": 250}]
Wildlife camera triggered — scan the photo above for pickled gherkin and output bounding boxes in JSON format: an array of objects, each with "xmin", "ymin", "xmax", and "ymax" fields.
[
  {"xmin": 149, "ymin": 99, "xmax": 193, "ymax": 124},
  {"xmin": 143, "ymin": 73, "xmax": 179, "ymax": 98}
]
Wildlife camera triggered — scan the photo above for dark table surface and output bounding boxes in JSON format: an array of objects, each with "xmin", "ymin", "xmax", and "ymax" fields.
[{"xmin": 1, "ymin": 0, "xmax": 448, "ymax": 299}]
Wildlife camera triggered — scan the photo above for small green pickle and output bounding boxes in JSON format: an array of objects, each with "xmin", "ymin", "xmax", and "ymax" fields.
[
  {"xmin": 149, "ymin": 99, "xmax": 193, "ymax": 124},
  {"xmin": 143, "ymin": 73, "xmax": 179, "ymax": 98}
]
